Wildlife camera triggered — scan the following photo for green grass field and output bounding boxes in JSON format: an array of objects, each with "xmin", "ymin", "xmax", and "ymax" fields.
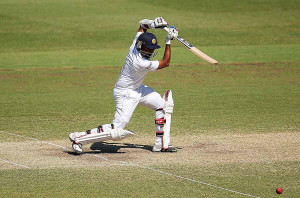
[{"xmin": 1, "ymin": 0, "xmax": 300, "ymax": 197}]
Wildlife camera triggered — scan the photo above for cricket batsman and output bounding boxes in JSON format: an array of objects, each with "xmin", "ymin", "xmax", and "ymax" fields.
[{"xmin": 69, "ymin": 17, "xmax": 178, "ymax": 154}]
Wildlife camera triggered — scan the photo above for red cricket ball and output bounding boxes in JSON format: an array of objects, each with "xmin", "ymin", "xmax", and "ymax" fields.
[{"xmin": 276, "ymin": 187, "xmax": 283, "ymax": 194}]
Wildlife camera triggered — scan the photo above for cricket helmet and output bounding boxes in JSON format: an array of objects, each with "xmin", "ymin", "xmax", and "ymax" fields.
[{"xmin": 136, "ymin": 32, "xmax": 160, "ymax": 59}]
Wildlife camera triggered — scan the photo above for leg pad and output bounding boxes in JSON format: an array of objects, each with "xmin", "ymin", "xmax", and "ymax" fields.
[{"xmin": 75, "ymin": 128, "xmax": 134, "ymax": 145}]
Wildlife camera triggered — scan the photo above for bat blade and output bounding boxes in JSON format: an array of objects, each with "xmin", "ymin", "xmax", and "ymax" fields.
[{"xmin": 189, "ymin": 46, "xmax": 218, "ymax": 64}]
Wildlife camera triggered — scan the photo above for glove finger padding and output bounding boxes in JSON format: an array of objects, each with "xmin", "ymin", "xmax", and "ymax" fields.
[
  {"xmin": 154, "ymin": 17, "xmax": 168, "ymax": 29},
  {"xmin": 139, "ymin": 19, "xmax": 154, "ymax": 29},
  {"xmin": 139, "ymin": 17, "xmax": 168, "ymax": 29}
]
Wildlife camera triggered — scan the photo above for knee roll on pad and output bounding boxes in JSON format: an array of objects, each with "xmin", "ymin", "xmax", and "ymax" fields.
[{"xmin": 163, "ymin": 90, "xmax": 174, "ymax": 114}]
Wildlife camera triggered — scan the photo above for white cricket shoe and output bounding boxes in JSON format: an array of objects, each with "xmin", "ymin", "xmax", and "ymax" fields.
[
  {"xmin": 152, "ymin": 140, "xmax": 177, "ymax": 152},
  {"xmin": 69, "ymin": 131, "xmax": 86, "ymax": 142},
  {"xmin": 152, "ymin": 140, "xmax": 162, "ymax": 152},
  {"xmin": 72, "ymin": 143, "xmax": 83, "ymax": 154}
]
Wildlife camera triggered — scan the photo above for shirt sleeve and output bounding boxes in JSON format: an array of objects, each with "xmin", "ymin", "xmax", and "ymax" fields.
[
  {"xmin": 129, "ymin": 32, "xmax": 143, "ymax": 52},
  {"xmin": 148, "ymin": 60, "xmax": 159, "ymax": 71}
]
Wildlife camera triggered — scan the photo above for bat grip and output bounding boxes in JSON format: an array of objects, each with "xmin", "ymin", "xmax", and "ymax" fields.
[{"xmin": 163, "ymin": 27, "xmax": 170, "ymax": 32}]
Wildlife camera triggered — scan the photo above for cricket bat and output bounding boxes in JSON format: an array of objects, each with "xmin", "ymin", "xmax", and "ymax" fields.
[{"xmin": 164, "ymin": 27, "xmax": 218, "ymax": 65}]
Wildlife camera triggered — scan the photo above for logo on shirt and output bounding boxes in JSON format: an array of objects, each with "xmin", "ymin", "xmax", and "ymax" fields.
[
  {"xmin": 152, "ymin": 39, "xmax": 156, "ymax": 44},
  {"xmin": 146, "ymin": 62, "xmax": 152, "ymax": 70}
]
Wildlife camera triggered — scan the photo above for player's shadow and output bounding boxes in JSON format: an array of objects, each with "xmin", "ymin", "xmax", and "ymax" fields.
[
  {"xmin": 88, "ymin": 142, "xmax": 153, "ymax": 153},
  {"xmin": 66, "ymin": 142, "xmax": 153, "ymax": 155}
]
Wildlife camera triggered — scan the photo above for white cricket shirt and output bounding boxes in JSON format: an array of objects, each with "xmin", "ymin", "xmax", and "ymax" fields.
[{"xmin": 114, "ymin": 32, "xmax": 159, "ymax": 90}]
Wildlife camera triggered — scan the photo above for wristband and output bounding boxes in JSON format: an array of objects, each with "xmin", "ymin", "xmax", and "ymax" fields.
[{"xmin": 165, "ymin": 39, "xmax": 171, "ymax": 45}]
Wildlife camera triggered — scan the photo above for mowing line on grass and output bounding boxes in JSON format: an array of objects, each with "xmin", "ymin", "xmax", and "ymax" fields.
[{"xmin": 0, "ymin": 130, "xmax": 260, "ymax": 198}]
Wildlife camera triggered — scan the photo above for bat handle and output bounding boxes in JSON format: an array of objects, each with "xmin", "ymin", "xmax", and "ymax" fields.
[{"xmin": 163, "ymin": 27, "xmax": 170, "ymax": 32}]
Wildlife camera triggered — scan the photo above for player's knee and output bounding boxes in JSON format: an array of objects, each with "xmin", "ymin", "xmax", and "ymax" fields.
[
  {"xmin": 155, "ymin": 107, "xmax": 164, "ymax": 118},
  {"xmin": 111, "ymin": 128, "xmax": 134, "ymax": 141},
  {"xmin": 113, "ymin": 120, "xmax": 128, "ymax": 129}
]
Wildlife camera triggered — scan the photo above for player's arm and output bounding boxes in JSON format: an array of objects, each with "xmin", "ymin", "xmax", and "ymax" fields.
[
  {"xmin": 158, "ymin": 44, "xmax": 171, "ymax": 69},
  {"xmin": 135, "ymin": 20, "xmax": 151, "ymax": 44},
  {"xmin": 131, "ymin": 25, "xmax": 148, "ymax": 49},
  {"xmin": 138, "ymin": 26, "xmax": 146, "ymax": 33},
  {"xmin": 158, "ymin": 26, "xmax": 178, "ymax": 70}
]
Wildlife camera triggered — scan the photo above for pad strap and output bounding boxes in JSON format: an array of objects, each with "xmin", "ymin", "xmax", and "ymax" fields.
[
  {"xmin": 86, "ymin": 130, "xmax": 91, "ymax": 134},
  {"xmin": 155, "ymin": 117, "xmax": 166, "ymax": 125},
  {"xmin": 156, "ymin": 131, "xmax": 164, "ymax": 136},
  {"xmin": 97, "ymin": 125, "xmax": 103, "ymax": 133}
]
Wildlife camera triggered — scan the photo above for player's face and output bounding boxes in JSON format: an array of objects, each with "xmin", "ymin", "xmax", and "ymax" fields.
[
  {"xmin": 140, "ymin": 45, "xmax": 156, "ymax": 59},
  {"xmin": 142, "ymin": 46, "xmax": 154, "ymax": 54}
]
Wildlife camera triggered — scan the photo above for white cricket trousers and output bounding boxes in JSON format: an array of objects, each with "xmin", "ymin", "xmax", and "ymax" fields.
[{"xmin": 112, "ymin": 85, "xmax": 165, "ymax": 129}]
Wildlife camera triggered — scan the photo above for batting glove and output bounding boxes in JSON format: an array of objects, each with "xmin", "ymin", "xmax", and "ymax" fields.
[
  {"xmin": 165, "ymin": 26, "xmax": 178, "ymax": 44},
  {"xmin": 153, "ymin": 17, "xmax": 168, "ymax": 29},
  {"xmin": 139, "ymin": 17, "xmax": 168, "ymax": 29},
  {"xmin": 139, "ymin": 19, "xmax": 154, "ymax": 29}
]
